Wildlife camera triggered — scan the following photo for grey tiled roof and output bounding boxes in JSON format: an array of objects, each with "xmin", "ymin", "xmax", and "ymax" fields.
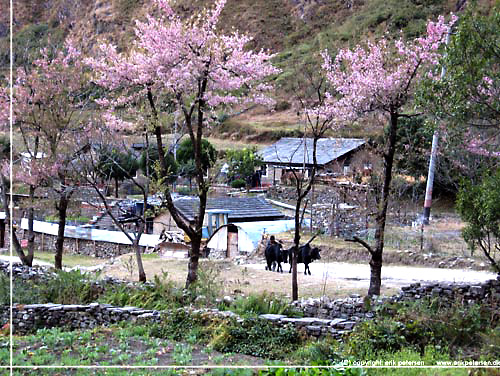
[
  {"xmin": 259, "ymin": 138, "xmax": 365, "ymax": 166},
  {"xmin": 174, "ymin": 197, "xmax": 284, "ymax": 222}
]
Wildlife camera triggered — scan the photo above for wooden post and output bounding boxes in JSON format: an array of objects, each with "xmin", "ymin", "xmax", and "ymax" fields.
[
  {"xmin": 41, "ymin": 233, "xmax": 44, "ymax": 252},
  {"xmin": 76, "ymin": 238, "xmax": 80, "ymax": 254}
]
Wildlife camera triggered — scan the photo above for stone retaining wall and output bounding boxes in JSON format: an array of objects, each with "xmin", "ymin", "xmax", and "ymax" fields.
[
  {"xmin": 1, "ymin": 303, "xmax": 162, "ymax": 335},
  {"xmin": 2, "ymin": 261, "xmax": 499, "ymax": 339},
  {"xmin": 293, "ymin": 278, "xmax": 500, "ymax": 322}
]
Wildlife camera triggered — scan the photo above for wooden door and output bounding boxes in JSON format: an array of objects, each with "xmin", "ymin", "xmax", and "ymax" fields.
[{"xmin": 227, "ymin": 226, "xmax": 238, "ymax": 258}]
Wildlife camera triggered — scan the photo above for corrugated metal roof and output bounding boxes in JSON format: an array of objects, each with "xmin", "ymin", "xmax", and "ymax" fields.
[
  {"xmin": 174, "ymin": 197, "xmax": 284, "ymax": 222},
  {"xmin": 259, "ymin": 138, "xmax": 366, "ymax": 166}
]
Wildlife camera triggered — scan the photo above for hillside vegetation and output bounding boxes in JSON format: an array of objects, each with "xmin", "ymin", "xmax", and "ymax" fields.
[{"xmin": 1, "ymin": 0, "xmax": 495, "ymax": 141}]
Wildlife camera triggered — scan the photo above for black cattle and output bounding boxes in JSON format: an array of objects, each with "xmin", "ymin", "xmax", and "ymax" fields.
[
  {"xmin": 265, "ymin": 243, "xmax": 288, "ymax": 273},
  {"xmin": 286, "ymin": 244, "xmax": 321, "ymax": 275}
]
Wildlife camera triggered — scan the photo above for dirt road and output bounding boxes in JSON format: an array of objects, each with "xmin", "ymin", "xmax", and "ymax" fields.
[{"xmin": 243, "ymin": 261, "xmax": 498, "ymax": 289}]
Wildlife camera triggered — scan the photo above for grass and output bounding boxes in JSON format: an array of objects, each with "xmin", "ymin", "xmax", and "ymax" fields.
[{"xmin": 32, "ymin": 251, "xmax": 104, "ymax": 268}]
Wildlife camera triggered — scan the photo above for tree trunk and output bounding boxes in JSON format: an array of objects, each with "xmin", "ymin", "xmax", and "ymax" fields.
[
  {"xmin": 185, "ymin": 236, "xmax": 201, "ymax": 288},
  {"xmin": 368, "ymin": 111, "xmax": 399, "ymax": 296},
  {"xmin": 0, "ymin": 174, "xmax": 30, "ymax": 265},
  {"xmin": 368, "ymin": 254, "xmax": 383, "ymax": 296},
  {"xmin": 114, "ymin": 178, "xmax": 119, "ymax": 198},
  {"xmin": 291, "ymin": 246, "xmax": 298, "ymax": 301},
  {"xmin": 27, "ymin": 185, "xmax": 35, "ymax": 265},
  {"xmin": 292, "ymin": 189, "xmax": 304, "ymax": 301},
  {"xmin": 54, "ymin": 194, "xmax": 69, "ymax": 270},
  {"xmin": 134, "ymin": 239, "xmax": 146, "ymax": 282}
]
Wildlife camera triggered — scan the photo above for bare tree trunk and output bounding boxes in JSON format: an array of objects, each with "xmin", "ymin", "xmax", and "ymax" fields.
[
  {"xmin": 186, "ymin": 235, "xmax": 201, "ymax": 288},
  {"xmin": 134, "ymin": 238, "xmax": 146, "ymax": 282},
  {"xmin": 54, "ymin": 193, "xmax": 69, "ymax": 270},
  {"xmin": 115, "ymin": 177, "xmax": 119, "ymax": 198},
  {"xmin": 1, "ymin": 174, "xmax": 30, "ymax": 265},
  {"xmin": 368, "ymin": 111, "xmax": 398, "ymax": 296},
  {"xmin": 27, "ymin": 185, "xmax": 35, "ymax": 265},
  {"xmin": 291, "ymin": 245, "xmax": 298, "ymax": 300}
]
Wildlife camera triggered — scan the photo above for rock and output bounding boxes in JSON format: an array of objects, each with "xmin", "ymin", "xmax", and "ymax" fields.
[{"xmin": 259, "ymin": 314, "xmax": 286, "ymax": 322}]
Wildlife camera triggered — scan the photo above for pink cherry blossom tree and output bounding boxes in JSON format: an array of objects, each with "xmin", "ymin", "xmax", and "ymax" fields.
[
  {"xmin": 2, "ymin": 40, "xmax": 91, "ymax": 269},
  {"xmin": 318, "ymin": 15, "xmax": 456, "ymax": 296},
  {"xmin": 87, "ymin": 0, "xmax": 279, "ymax": 288}
]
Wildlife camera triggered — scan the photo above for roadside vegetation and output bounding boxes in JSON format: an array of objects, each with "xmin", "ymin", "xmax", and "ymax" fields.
[{"xmin": 2, "ymin": 270, "xmax": 497, "ymax": 370}]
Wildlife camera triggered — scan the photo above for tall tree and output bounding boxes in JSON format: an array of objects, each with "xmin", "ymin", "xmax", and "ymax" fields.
[
  {"xmin": 97, "ymin": 146, "xmax": 139, "ymax": 198},
  {"xmin": 87, "ymin": 0, "xmax": 278, "ymax": 288},
  {"xmin": 282, "ymin": 62, "xmax": 337, "ymax": 301},
  {"xmin": 456, "ymin": 169, "xmax": 500, "ymax": 274},
  {"xmin": 226, "ymin": 147, "xmax": 262, "ymax": 190},
  {"xmin": 75, "ymin": 134, "xmax": 149, "ymax": 282},
  {"xmin": 1, "ymin": 40, "xmax": 90, "ymax": 269},
  {"xmin": 319, "ymin": 15, "xmax": 456, "ymax": 296},
  {"xmin": 176, "ymin": 138, "xmax": 216, "ymax": 190},
  {"xmin": 418, "ymin": 6, "xmax": 499, "ymax": 133}
]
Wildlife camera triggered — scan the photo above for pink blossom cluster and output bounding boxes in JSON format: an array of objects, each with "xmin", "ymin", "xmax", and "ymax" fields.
[
  {"xmin": 316, "ymin": 15, "xmax": 457, "ymax": 122},
  {"xmin": 86, "ymin": 0, "xmax": 279, "ymax": 128},
  {"xmin": 466, "ymin": 138, "xmax": 500, "ymax": 158},
  {"xmin": 1, "ymin": 39, "xmax": 89, "ymax": 185}
]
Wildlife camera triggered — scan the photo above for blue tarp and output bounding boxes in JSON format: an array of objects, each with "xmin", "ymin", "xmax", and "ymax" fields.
[{"xmin": 235, "ymin": 219, "xmax": 310, "ymax": 249}]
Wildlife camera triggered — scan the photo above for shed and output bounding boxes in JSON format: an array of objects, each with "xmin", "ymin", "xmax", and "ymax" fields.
[
  {"xmin": 258, "ymin": 138, "xmax": 367, "ymax": 185},
  {"xmin": 153, "ymin": 196, "xmax": 285, "ymax": 235},
  {"xmin": 206, "ymin": 219, "xmax": 304, "ymax": 258}
]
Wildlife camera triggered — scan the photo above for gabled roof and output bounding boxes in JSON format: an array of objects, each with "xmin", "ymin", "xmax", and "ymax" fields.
[
  {"xmin": 173, "ymin": 196, "xmax": 284, "ymax": 223},
  {"xmin": 259, "ymin": 138, "xmax": 366, "ymax": 166}
]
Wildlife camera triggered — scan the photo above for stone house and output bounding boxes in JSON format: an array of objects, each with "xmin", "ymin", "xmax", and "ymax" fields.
[{"xmin": 258, "ymin": 138, "xmax": 370, "ymax": 186}]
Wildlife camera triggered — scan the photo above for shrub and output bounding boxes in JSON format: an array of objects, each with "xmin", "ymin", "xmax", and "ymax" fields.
[
  {"xmin": 230, "ymin": 178, "xmax": 246, "ymax": 189},
  {"xmin": 101, "ymin": 272, "xmax": 185, "ymax": 311},
  {"xmin": 9, "ymin": 270, "xmax": 100, "ymax": 305},
  {"xmin": 343, "ymin": 297, "xmax": 499, "ymax": 360},
  {"xmin": 225, "ymin": 292, "xmax": 303, "ymax": 318},
  {"xmin": 40, "ymin": 270, "xmax": 100, "ymax": 305},
  {"xmin": 148, "ymin": 310, "xmax": 303, "ymax": 359},
  {"xmin": 290, "ymin": 337, "xmax": 342, "ymax": 365},
  {"xmin": 189, "ymin": 262, "xmax": 223, "ymax": 303},
  {"xmin": 209, "ymin": 318, "xmax": 302, "ymax": 358}
]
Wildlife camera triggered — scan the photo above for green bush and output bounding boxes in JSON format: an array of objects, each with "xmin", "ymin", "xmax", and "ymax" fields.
[
  {"xmin": 230, "ymin": 178, "xmax": 246, "ymax": 189},
  {"xmin": 148, "ymin": 310, "xmax": 303, "ymax": 359},
  {"xmin": 290, "ymin": 337, "xmax": 342, "ymax": 365},
  {"xmin": 209, "ymin": 318, "xmax": 302, "ymax": 358},
  {"xmin": 9, "ymin": 270, "xmax": 100, "ymax": 305},
  {"xmin": 39, "ymin": 270, "xmax": 100, "ymax": 305},
  {"xmin": 224, "ymin": 292, "xmax": 303, "ymax": 318},
  {"xmin": 0, "ymin": 274, "xmax": 9, "ymax": 305},
  {"xmin": 101, "ymin": 272, "xmax": 185, "ymax": 311},
  {"xmin": 343, "ymin": 298, "xmax": 499, "ymax": 360}
]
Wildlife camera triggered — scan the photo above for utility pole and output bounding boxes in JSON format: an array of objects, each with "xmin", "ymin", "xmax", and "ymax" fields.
[{"xmin": 423, "ymin": 31, "xmax": 451, "ymax": 225}]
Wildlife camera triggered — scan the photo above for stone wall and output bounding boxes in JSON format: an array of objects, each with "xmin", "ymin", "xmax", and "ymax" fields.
[
  {"xmin": 20, "ymin": 231, "xmax": 140, "ymax": 258},
  {"xmin": 292, "ymin": 278, "xmax": 500, "ymax": 321},
  {"xmin": 2, "ymin": 261, "xmax": 499, "ymax": 339},
  {"xmin": 2, "ymin": 303, "xmax": 162, "ymax": 335},
  {"xmin": 267, "ymin": 185, "xmax": 369, "ymax": 237}
]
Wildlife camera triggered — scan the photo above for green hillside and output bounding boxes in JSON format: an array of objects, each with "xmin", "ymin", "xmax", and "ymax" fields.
[{"xmin": 1, "ymin": 0, "xmax": 495, "ymax": 143}]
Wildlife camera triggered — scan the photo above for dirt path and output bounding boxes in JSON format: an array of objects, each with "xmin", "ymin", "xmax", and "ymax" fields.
[{"xmin": 244, "ymin": 261, "xmax": 498, "ymax": 289}]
